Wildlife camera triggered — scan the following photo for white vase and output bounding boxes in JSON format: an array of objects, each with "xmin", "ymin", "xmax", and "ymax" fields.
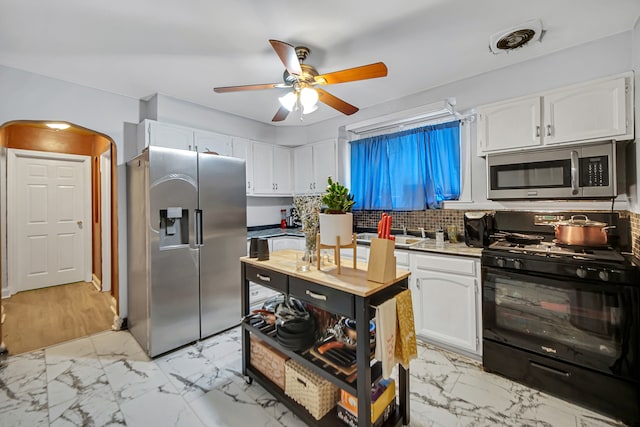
[{"xmin": 318, "ymin": 212, "xmax": 353, "ymax": 246}]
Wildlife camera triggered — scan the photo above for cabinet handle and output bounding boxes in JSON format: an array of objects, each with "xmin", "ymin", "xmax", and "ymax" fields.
[
  {"xmin": 416, "ymin": 278, "xmax": 421, "ymax": 290},
  {"xmin": 546, "ymin": 124, "xmax": 552, "ymax": 136},
  {"xmin": 309, "ymin": 183, "xmax": 312, "ymax": 190},
  {"xmin": 535, "ymin": 125, "xmax": 540, "ymax": 138},
  {"xmin": 247, "ymin": 181, "xmax": 251, "ymax": 189},
  {"xmin": 313, "ymin": 182, "xmax": 316, "ymax": 190},
  {"xmin": 256, "ymin": 274, "xmax": 271, "ymax": 282},
  {"xmin": 305, "ymin": 290, "xmax": 327, "ymax": 301}
]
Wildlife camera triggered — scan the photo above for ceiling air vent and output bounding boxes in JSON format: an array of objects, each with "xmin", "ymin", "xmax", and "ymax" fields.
[{"xmin": 489, "ymin": 19, "xmax": 543, "ymax": 54}]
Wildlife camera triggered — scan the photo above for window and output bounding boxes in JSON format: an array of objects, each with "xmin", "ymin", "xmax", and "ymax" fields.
[{"xmin": 350, "ymin": 121, "xmax": 460, "ymax": 210}]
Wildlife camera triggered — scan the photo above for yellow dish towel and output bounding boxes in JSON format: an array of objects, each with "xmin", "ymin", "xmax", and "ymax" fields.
[
  {"xmin": 394, "ymin": 289, "xmax": 418, "ymax": 368},
  {"xmin": 374, "ymin": 297, "xmax": 397, "ymax": 379}
]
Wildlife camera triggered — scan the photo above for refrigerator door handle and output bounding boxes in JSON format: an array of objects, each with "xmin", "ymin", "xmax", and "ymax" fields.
[{"xmin": 195, "ymin": 209, "xmax": 203, "ymax": 246}]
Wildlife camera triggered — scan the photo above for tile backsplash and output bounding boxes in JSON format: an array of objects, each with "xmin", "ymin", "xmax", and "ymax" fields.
[
  {"xmin": 353, "ymin": 209, "xmax": 465, "ymax": 234},
  {"xmin": 355, "ymin": 209, "xmax": 640, "ymax": 259}
]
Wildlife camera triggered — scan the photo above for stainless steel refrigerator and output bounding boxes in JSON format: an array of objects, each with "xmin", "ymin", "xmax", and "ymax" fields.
[{"xmin": 127, "ymin": 146, "xmax": 247, "ymax": 357}]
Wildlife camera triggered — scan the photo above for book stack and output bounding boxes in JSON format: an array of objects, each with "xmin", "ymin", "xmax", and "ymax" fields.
[{"xmin": 336, "ymin": 379, "xmax": 396, "ymax": 427}]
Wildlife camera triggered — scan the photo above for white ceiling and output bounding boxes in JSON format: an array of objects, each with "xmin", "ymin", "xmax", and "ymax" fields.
[{"xmin": 1, "ymin": 0, "xmax": 639, "ymax": 127}]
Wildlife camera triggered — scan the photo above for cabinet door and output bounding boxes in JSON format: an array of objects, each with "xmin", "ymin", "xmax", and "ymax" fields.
[
  {"xmin": 543, "ymin": 77, "xmax": 628, "ymax": 145},
  {"xmin": 273, "ymin": 146, "xmax": 292, "ymax": 195},
  {"xmin": 194, "ymin": 130, "xmax": 232, "ymax": 156},
  {"xmin": 252, "ymin": 142, "xmax": 275, "ymax": 194},
  {"xmin": 414, "ymin": 270, "xmax": 478, "ymax": 354},
  {"xmin": 477, "ymin": 96, "xmax": 542, "ymax": 155},
  {"xmin": 293, "ymin": 145, "xmax": 314, "ymax": 194},
  {"xmin": 232, "ymin": 137, "xmax": 254, "ymax": 194},
  {"xmin": 312, "ymin": 140, "xmax": 337, "ymax": 192},
  {"xmin": 148, "ymin": 121, "xmax": 194, "ymax": 151}
]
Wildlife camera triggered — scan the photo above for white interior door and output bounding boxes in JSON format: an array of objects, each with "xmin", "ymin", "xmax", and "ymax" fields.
[
  {"xmin": 8, "ymin": 149, "xmax": 91, "ymax": 293},
  {"xmin": 100, "ymin": 150, "xmax": 111, "ymax": 292}
]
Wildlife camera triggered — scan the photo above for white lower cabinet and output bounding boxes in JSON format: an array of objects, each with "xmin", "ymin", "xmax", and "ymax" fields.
[
  {"xmin": 270, "ymin": 236, "xmax": 304, "ymax": 252},
  {"xmin": 409, "ymin": 252, "xmax": 482, "ymax": 356}
]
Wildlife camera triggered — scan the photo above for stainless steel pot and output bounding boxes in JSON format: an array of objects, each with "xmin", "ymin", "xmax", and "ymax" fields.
[{"xmin": 553, "ymin": 215, "xmax": 615, "ymax": 247}]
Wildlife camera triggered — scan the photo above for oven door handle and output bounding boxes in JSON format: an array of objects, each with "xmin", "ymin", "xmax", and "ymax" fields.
[
  {"xmin": 530, "ymin": 360, "xmax": 571, "ymax": 377},
  {"xmin": 570, "ymin": 150, "xmax": 579, "ymax": 195}
]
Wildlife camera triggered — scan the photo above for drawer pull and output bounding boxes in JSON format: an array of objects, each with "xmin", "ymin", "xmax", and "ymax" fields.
[
  {"xmin": 530, "ymin": 361, "xmax": 570, "ymax": 377},
  {"xmin": 256, "ymin": 274, "xmax": 271, "ymax": 282},
  {"xmin": 305, "ymin": 290, "xmax": 327, "ymax": 301},
  {"xmin": 296, "ymin": 378, "xmax": 308, "ymax": 387}
]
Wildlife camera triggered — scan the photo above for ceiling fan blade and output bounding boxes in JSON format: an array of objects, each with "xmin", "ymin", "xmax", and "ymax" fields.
[
  {"xmin": 315, "ymin": 62, "xmax": 388, "ymax": 85},
  {"xmin": 213, "ymin": 83, "xmax": 288, "ymax": 93},
  {"xmin": 272, "ymin": 106, "xmax": 290, "ymax": 122},
  {"xmin": 269, "ymin": 39, "xmax": 302, "ymax": 76},
  {"xmin": 317, "ymin": 88, "xmax": 359, "ymax": 115}
]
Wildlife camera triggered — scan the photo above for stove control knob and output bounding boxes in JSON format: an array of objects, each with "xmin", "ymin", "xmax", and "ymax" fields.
[
  {"xmin": 513, "ymin": 259, "xmax": 523, "ymax": 270},
  {"xmin": 496, "ymin": 257, "xmax": 506, "ymax": 268},
  {"xmin": 576, "ymin": 267, "xmax": 587, "ymax": 279},
  {"xmin": 598, "ymin": 270, "xmax": 609, "ymax": 282}
]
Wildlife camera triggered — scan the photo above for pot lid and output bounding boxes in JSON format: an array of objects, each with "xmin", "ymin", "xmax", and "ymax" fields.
[{"xmin": 556, "ymin": 215, "xmax": 607, "ymax": 227}]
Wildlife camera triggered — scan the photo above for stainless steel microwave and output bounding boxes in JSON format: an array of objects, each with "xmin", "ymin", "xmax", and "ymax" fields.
[{"xmin": 486, "ymin": 141, "xmax": 623, "ymax": 200}]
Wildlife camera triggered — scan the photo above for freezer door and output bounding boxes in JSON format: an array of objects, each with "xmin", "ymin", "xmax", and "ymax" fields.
[
  {"xmin": 198, "ymin": 153, "xmax": 247, "ymax": 338},
  {"xmin": 148, "ymin": 146, "xmax": 200, "ymax": 356}
]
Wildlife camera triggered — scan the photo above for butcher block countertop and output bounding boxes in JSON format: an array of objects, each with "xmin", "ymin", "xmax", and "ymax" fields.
[{"xmin": 241, "ymin": 249, "xmax": 410, "ymax": 297}]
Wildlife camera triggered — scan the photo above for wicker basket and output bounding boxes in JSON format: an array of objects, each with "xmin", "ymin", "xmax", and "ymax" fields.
[
  {"xmin": 250, "ymin": 335, "xmax": 289, "ymax": 390},
  {"xmin": 284, "ymin": 359, "xmax": 339, "ymax": 420}
]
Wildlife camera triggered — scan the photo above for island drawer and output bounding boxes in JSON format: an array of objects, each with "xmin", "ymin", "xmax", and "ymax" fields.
[
  {"xmin": 246, "ymin": 265, "xmax": 288, "ymax": 293},
  {"xmin": 289, "ymin": 277, "xmax": 354, "ymax": 318}
]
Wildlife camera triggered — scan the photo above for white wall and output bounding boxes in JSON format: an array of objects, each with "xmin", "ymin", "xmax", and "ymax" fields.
[
  {"xmin": 1, "ymin": 28, "xmax": 638, "ymax": 319},
  {"xmin": 0, "ymin": 65, "xmax": 140, "ymax": 318},
  {"xmin": 305, "ymin": 31, "xmax": 637, "ymax": 211}
]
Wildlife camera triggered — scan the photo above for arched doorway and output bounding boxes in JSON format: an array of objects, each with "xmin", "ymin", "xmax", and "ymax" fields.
[{"xmin": 0, "ymin": 120, "xmax": 119, "ymax": 355}]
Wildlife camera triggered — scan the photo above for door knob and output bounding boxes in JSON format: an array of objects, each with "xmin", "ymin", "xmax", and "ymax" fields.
[{"xmin": 77, "ymin": 220, "xmax": 83, "ymax": 227}]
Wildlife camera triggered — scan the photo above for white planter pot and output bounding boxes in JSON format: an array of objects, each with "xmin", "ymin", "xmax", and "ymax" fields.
[{"xmin": 319, "ymin": 213, "xmax": 353, "ymax": 246}]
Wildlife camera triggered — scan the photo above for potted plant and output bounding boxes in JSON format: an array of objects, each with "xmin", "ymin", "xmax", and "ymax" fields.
[{"xmin": 318, "ymin": 177, "xmax": 355, "ymax": 246}]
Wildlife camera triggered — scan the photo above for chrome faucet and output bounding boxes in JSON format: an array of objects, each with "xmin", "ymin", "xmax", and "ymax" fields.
[
  {"xmin": 402, "ymin": 225, "xmax": 407, "ymax": 235},
  {"xmin": 419, "ymin": 227, "xmax": 426, "ymax": 238}
]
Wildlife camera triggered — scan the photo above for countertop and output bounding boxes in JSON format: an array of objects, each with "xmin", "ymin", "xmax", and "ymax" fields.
[
  {"xmin": 241, "ymin": 249, "xmax": 410, "ymax": 297},
  {"xmin": 247, "ymin": 227, "xmax": 482, "ymax": 258}
]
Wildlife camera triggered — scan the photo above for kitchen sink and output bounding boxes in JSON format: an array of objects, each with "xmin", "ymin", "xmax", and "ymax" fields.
[{"xmin": 356, "ymin": 232, "xmax": 425, "ymax": 248}]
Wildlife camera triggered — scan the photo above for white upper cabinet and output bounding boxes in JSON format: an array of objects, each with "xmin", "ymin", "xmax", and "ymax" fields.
[
  {"xmin": 293, "ymin": 140, "xmax": 337, "ymax": 194},
  {"xmin": 139, "ymin": 120, "xmax": 235, "ymax": 157},
  {"xmin": 476, "ymin": 73, "xmax": 634, "ymax": 156},
  {"xmin": 293, "ymin": 145, "xmax": 314, "ymax": 193},
  {"xmin": 231, "ymin": 137, "xmax": 254, "ymax": 195},
  {"xmin": 141, "ymin": 120, "xmax": 195, "ymax": 151},
  {"xmin": 194, "ymin": 129, "xmax": 233, "ymax": 156},
  {"xmin": 252, "ymin": 142, "xmax": 292, "ymax": 196},
  {"xmin": 477, "ymin": 96, "xmax": 542, "ymax": 154},
  {"xmin": 543, "ymin": 77, "xmax": 629, "ymax": 145},
  {"xmin": 273, "ymin": 145, "xmax": 293, "ymax": 195}
]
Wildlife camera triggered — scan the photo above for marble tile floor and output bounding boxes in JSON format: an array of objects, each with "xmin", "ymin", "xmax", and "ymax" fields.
[{"xmin": 0, "ymin": 327, "xmax": 627, "ymax": 427}]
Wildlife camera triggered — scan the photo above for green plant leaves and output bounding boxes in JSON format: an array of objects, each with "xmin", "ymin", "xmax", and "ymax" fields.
[{"xmin": 321, "ymin": 177, "xmax": 355, "ymax": 213}]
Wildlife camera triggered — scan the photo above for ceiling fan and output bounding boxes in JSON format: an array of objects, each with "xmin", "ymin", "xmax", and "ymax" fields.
[{"xmin": 213, "ymin": 40, "xmax": 388, "ymax": 122}]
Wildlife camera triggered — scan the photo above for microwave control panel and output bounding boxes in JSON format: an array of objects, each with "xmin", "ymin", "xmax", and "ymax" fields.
[{"xmin": 580, "ymin": 156, "xmax": 609, "ymax": 187}]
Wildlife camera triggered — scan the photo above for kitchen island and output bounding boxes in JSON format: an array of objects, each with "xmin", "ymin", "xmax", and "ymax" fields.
[{"xmin": 241, "ymin": 249, "xmax": 411, "ymax": 427}]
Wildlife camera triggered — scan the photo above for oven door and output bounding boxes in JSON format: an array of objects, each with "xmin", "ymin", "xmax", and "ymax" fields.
[{"xmin": 482, "ymin": 267, "xmax": 639, "ymax": 380}]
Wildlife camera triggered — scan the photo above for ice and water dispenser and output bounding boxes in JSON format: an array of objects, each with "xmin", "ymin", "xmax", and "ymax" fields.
[{"xmin": 159, "ymin": 207, "xmax": 189, "ymax": 248}]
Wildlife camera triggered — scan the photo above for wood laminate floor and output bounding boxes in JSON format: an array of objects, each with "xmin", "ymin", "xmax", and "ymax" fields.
[{"xmin": 1, "ymin": 281, "xmax": 113, "ymax": 355}]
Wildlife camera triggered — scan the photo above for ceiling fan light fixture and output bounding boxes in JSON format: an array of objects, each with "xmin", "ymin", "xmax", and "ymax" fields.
[
  {"xmin": 299, "ymin": 87, "xmax": 319, "ymax": 109},
  {"xmin": 278, "ymin": 92, "xmax": 297, "ymax": 111},
  {"xmin": 303, "ymin": 104, "xmax": 318, "ymax": 115}
]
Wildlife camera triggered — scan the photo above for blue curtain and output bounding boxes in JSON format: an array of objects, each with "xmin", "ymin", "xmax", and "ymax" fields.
[{"xmin": 351, "ymin": 121, "xmax": 460, "ymax": 210}]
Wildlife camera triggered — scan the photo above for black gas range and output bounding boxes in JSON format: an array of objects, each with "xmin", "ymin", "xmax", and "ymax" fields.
[{"xmin": 481, "ymin": 211, "xmax": 640, "ymax": 426}]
